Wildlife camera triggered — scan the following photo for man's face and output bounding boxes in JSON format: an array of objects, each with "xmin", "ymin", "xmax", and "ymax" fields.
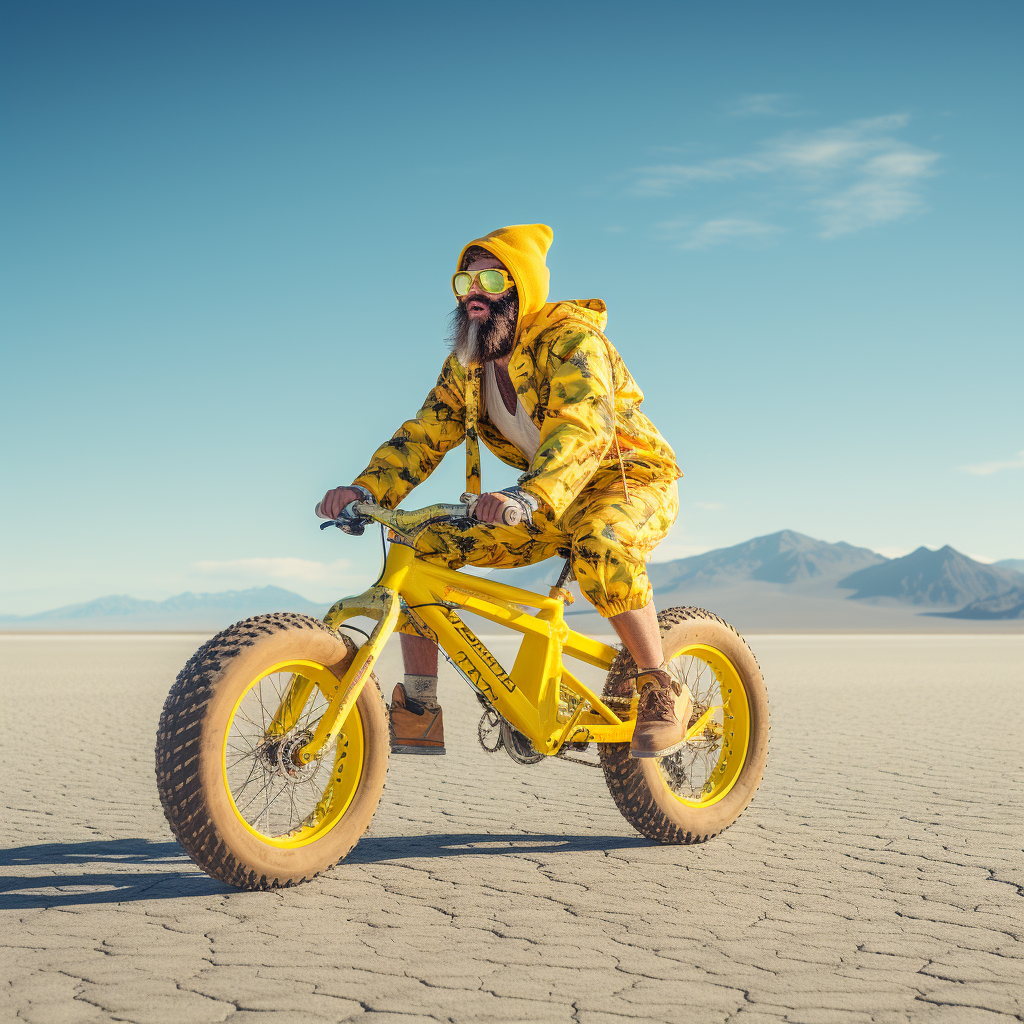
[
  {"xmin": 461, "ymin": 256, "xmax": 514, "ymax": 321},
  {"xmin": 450, "ymin": 253, "xmax": 518, "ymax": 363}
]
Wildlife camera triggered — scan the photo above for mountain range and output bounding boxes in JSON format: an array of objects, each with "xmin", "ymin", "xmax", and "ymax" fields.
[
  {"xmin": 3, "ymin": 533, "xmax": 1022, "ymax": 633},
  {"xmin": 647, "ymin": 531, "xmax": 885, "ymax": 588},
  {"xmin": 838, "ymin": 546, "xmax": 1023, "ymax": 606},
  {"xmin": 0, "ymin": 587, "xmax": 326, "ymax": 632},
  {"xmin": 497, "ymin": 531, "xmax": 1024, "ymax": 631}
]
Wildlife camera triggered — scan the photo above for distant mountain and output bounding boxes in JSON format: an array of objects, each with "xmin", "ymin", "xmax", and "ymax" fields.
[
  {"xmin": 648, "ymin": 530, "xmax": 886, "ymax": 589},
  {"xmin": 839, "ymin": 547, "xmax": 1024, "ymax": 607},
  {"xmin": 1, "ymin": 586, "xmax": 327, "ymax": 631},
  {"xmin": 493, "ymin": 529, "xmax": 889, "ymax": 607},
  {"xmin": 937, "ymin": 587, "xmax": 1024, "ymax": 620},
  {"xmin": 995, "ymin": 558, "xmax": 1024, "ymax": 575}
]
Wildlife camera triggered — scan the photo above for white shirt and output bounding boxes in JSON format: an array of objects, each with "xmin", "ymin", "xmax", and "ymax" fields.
[{"xmin": 483, "ymin": 361, "xmax": 541, "ymax": 462}]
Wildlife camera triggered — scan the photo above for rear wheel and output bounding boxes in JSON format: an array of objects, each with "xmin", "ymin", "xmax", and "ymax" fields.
[
  {"xmin": 599, "ymin": 607, "xmax": 769, "ymax": 843},
  {"xmin": 156, "ymin": 612, "xmax": 389, "ymax": 889}
]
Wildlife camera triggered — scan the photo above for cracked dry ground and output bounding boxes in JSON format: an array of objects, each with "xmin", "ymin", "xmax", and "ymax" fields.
[{"xmin": 1, "ymin": 632, "xmax": 1021, "ymax": 1024}]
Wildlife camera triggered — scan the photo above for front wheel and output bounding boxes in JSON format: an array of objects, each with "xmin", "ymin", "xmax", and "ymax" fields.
[
  {"xmin": 600, "ymin": 607, "xmax": 769, "ymax": 843},
  {"xmin": 156, "ymin": 612, "xmax": 389, "ymax": 889}
]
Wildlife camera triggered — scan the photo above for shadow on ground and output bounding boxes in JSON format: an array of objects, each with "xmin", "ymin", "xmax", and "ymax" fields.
[{"xmin": 2, "ymin": 832, "xmax": 650, "ymax": 908}]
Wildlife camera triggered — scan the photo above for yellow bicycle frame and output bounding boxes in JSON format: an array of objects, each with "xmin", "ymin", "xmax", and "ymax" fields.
[{"xmin": 288, "ymin": 527, "xmax": 637, "ymax": 767}]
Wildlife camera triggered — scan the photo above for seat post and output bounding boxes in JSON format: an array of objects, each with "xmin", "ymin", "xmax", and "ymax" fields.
[
  {"xmin": 548, "ymin": 553, "xmax": 576, "ymax": 605},
  {"xmin": 554, "ymin": 557, "xmax": 574, "ymax": 590}
]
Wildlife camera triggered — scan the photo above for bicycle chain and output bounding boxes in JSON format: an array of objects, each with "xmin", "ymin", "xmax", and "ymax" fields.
[
  {"xmin": 555, "ymin": 750, "xmax": 604, "ymax": 769},
  {"xmin": 601, "ymin": 694, "xmax": 634, "ymax": 709}
]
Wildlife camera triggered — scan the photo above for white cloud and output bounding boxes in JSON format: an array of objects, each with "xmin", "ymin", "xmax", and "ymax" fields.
[
  {"xmin": 958, "ymin": 450, "xmax": 1024, "ymax": 476},
  {"xmin": 632, "ymin": 114, "xmax": 939, "ymax": 239},
  {"xmin": 814, "ymin": 147, "xmax": 939, "ymax": 237},
  {"xmin": 726, "ymin": 93, "xmax": 803, "ymax": 117},
  {"xmin": 662, "ymin": 218, "xmax": 781, "ymax": 250},
  {"xmin": 195, "ymin": 557, "xmax": 351, "ymax": 584}
]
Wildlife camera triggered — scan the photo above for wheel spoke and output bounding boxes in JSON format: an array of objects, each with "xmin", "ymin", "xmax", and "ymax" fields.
[
  {"xmin": 237, "ymin": 774, "xmax": 276, "ymax": 817},
  {"xmin": 226, "ymin": 750, "xmax": 257, "ymax": 771},
  {"xmin": 227, "ymin": 732, "xmax": 258, "ymax": 754},
  {"xmin": 231, "ymin": 758, "xmax": 264, "ymax": 798}
]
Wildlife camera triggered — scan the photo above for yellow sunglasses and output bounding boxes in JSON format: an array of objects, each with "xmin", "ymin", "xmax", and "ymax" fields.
[{"xmin": 451, "ymin": 268, "xmax": 515, "ymax": 297}]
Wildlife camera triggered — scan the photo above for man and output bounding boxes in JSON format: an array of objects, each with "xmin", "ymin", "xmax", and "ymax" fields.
[{"xmin": 320, "ymin": 224, "xmax": 688, "ymax": 760}]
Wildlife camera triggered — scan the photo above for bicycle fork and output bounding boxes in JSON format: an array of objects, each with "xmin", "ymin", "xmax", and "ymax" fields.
[{"xmin": 265, "ymin": 587, "xmax": 401, "ymax": 766}]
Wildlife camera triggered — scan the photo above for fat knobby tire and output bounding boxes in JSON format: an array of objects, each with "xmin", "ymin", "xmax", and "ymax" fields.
[
  {"xmin": 155, "ymin": 612, "xmax": 389, "ymax": 890},
  {"xmin": 599, "ymin": 606, "xmax": 770, "ymax": 844}
]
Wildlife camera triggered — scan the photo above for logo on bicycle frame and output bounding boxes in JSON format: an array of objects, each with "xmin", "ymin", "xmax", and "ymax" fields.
[{"xmin": 452, "ymin": 621, "xmax": 516, "ymax": 693}]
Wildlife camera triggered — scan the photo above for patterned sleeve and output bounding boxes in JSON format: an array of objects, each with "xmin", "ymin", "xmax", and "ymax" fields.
[
  {"xmin": 353, "ymin": 355, "xmax": 467, "ymax": 509},
  {"xmin": 517, "ymin": 329, "xmax": 616, "ymax": 519}
]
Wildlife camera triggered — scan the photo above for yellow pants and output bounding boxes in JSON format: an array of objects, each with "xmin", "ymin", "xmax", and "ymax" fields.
[{"xmin": 412, "ymin": 470, "xmax": 679, "ymax": 617}]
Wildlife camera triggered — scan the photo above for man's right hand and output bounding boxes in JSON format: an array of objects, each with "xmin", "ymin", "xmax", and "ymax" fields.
[{"xmin": 319, "ymin": 486, "xmax": 364, "ymax": 520}]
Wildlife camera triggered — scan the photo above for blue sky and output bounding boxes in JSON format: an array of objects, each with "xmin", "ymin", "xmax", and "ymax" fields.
[{"xmin": 2, "ymin": 0, "xmax": 1021, "ymax": 613}]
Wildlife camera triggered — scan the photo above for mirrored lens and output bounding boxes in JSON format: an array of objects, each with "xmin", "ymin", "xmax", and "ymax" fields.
[
  {"xmin": 478, "ymin": 270, "xmax": 506, "ymax": 293},
  {"xmin": 453, "ymin": 272, "xmax": 473, "ymax": 296}
]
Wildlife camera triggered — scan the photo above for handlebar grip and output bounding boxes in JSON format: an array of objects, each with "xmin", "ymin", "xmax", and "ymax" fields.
[
  {"xmin": 501, "ymin": 504, "xmax": 523, "ymax": 527},
  {"xmin": 315, "ymin": 498, "xmax": 366, "ymax": 534}
]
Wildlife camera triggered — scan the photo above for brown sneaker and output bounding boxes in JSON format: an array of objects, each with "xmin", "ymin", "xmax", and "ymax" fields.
[
  {"xmin": 629, "ymin": 669, "xmax": 693, "ymax": 759},
  {"xmin": 389, "ymin": 683, "xmax": 446, "ymax": 755}
]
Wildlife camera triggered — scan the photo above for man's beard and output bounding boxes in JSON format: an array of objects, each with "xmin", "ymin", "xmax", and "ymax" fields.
[{"xmin": 449, "ymin": 290, "xmax": 518, "ymax": 364}]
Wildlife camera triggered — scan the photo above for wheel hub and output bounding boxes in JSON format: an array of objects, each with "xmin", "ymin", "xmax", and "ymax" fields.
[{"xmin": 259, "ymin": 731, "xmax": 317, "ymax": 783}]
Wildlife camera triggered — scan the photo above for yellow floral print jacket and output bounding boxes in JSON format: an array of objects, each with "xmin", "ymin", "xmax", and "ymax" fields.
[{"xmin": 354, "ymin": 299, "xmax": 681, "ymax": 521}]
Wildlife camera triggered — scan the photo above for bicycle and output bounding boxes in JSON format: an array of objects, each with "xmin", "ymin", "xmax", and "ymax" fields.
[{"xmin": 156, "ymin": 498, "xmax": 770, "ymax": 890}]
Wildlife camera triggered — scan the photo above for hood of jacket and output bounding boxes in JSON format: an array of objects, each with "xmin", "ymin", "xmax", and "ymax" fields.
[
  {"xmin": 457, "ymin": 223, "xmax": 553, "ymax": 340},
  {"xmin": 518, "ymin": 297, "xmax": 608, "ymax": 345}
]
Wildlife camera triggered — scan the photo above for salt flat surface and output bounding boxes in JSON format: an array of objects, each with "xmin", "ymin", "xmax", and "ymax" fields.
[{"xmin": 1, "ymin": 632, "xmax": 1022, "ymax": 1023}]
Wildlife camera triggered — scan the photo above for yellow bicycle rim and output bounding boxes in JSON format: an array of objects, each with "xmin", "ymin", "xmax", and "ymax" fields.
[
  {"xmin": 221, "ymin": 659, "xmax": 365, "ymax": 848},
  {"xmin": 655, "ymin": 643, "xmax": 751, "ymax": 808}
]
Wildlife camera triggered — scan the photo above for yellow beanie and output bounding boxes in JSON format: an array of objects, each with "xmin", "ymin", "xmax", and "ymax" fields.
[{"xmin": 457, "ymin": 224, "xmax": 553, "ymax": 334}]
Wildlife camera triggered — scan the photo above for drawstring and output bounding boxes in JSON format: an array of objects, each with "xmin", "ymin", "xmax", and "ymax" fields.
[{"xmin": 464, "ymin": 362, "xmax": 482, "ymax": 495}]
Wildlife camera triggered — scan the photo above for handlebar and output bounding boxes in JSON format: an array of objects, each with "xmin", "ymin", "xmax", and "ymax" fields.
[{"xmin": 314, "ymin": 494, "xmax": 522, "ymax": 539}]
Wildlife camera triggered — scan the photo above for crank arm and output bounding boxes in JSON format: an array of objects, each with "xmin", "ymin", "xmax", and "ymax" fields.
[{"xmin": 548, "ymin": 700, "xmax": 591, "ymax": 756}]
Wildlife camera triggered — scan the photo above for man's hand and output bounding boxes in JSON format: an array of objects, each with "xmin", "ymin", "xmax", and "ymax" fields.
[
  {"xmin": 319, "ymin": 486, "xmax": 364, "ymax": 520},
  {"xmin": 474, "ymin": 491, "xmax": 517, "ymax": 524}
]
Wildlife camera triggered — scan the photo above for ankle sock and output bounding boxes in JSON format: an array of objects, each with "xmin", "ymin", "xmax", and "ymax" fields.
[{"xmin": 404, "ymin": 673, "xmax": 439, "ymax": 709}]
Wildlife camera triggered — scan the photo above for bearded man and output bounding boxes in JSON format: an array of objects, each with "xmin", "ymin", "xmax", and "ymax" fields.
[{"xmin": 320, "ymin": 224, "xmax": 687, "ymax": 760}]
